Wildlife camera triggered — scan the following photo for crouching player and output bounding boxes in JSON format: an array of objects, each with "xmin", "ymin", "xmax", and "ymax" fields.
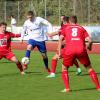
[
  {"xmin": 0, "ymin": 22, "xmax": 24, "ymax": 75},
  {"xmin": 58, "ymin": 16, "xmax": 100, "ymax": 92}
]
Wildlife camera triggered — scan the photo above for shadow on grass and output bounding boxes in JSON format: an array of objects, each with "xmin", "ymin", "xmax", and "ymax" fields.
[
  {"xmin": 72, "ymin": 87, "xmax": 96, "ymax": 92},
  {"xmin": 0, "ymin": 73, "xmax": 19, "ymax": 78},
  {"xmin": 80, "ymin": 72, "xmax": 100, "ymax": 76},
  {"xmin": 25, "ymin": 71, "xmax": 43, "ymax": 75},
  {"xmin": 0, "ymin": 61, "xmax": 13, "ymax": 63},
  {"xmin": 0, "ymin": 71, "xmax": 43, "ymax": 78}
]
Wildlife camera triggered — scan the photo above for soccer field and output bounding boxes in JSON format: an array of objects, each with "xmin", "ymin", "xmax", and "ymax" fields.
[{"xmin": 0, "ymin": 50, "xmax": 100, "ymax": 100}]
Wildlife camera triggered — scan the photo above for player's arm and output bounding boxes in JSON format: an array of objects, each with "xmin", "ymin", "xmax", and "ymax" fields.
[
  {"xmin": 10, "ymin": 32, "xmax": 21, "ymax": 38},
  {"xmin": 40, "ymin": 17, "xmax": 53, "ymax": 34},
  {"xmin": 86, "ymin": 36, "xmax": 93, "ymax": 51},
  {"xmin": 58, "ymin": 35, "xmax": 64, "ymax": 57},
  {"xmin": 20, "ymin": 22, "xmax": 27, "ymax": 42},
  {"xmin": 47, "ymin": 31, "xmax": 59, "ymax": 37},
  {"xmin": 84, "ymin": 29, "xmax": 93, "ymax": 51}
]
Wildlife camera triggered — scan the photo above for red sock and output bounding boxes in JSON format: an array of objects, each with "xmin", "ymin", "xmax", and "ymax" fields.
[
  {"xmin": 62, "ymin": 70, "xmax": 70, "ymax": 89},
  {"xmin": 73, "ymin": 59, "xmax": 79, "ymax": 68},
  {"xmin": 89, "ymin": 69, "xmax": 100, "ymax": 89},
  {"xmin": 51, "ymin": 59, "xmax": 57, "ymax": 73},
  {"xmin": 16, "ymin": 61, "xmax": 23, "ymax": 72}
]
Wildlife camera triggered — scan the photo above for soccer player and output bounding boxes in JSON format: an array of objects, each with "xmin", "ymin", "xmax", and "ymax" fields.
[
  {"xmin": 0, "ymin": 22, "xmax": 24, "ymax": 75},
  {"xmin": 47, "ymin": 16, "xmax": 81, "ymax": 78},
  {"xmin": 21, "ymin": 11, "xmax": 52, "ymax": 73},
  {"xmin": 58, "ymin": 16, "xmax": 100, "ymax": 92},
  {"xmin": 10, "ymin": 15, "xmax": 17, "ymax": 33}
]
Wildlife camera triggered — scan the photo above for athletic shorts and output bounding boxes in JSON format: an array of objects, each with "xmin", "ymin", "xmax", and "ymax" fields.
[
  {"xmin": 0, "ymin": 50, "xmax": 15, "ymax": 60},
  {"xmin": 62, "ymin": 51, "xmax": 91, "ymax": 67},
  {"xmin": 28, "ymin": 39, "xmax": 47, "ymax": 53}
]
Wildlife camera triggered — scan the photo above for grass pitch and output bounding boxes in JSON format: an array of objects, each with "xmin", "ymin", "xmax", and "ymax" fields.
[{"xmin": 0, "ymin": 50, "xmax": 100, "ymax": 100}]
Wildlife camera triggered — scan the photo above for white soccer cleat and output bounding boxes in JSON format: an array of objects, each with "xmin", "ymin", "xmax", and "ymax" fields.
[
  {"xmin": 46, "ymin": 73, "xmax": 55, "ymax": 78},
  {"xmin": 20, "ymin": 71, "xmax": 25, "ymax": 75},
  {"xmin": 76, "ymin": 68, "xmax": 82, "ymax": 75},
  {"xmin": 61, "ymin": 88, "xmax": 70, "ymax": 93}
]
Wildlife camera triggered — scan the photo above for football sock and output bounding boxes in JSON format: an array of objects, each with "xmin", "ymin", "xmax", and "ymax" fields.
[
  {"xmin": 25, "ymin": 50, "xmax": 31, "ymax": 58},
  {"xmin": 16, "ymin": 61, "xmax": 23, "ymax": 72},
  {"xmin": 62, "ymin": 70, "xmax": 70, "ymax": 90},
  {"xmin": 43, "ymin": 57, "xmax": 50, "ymax": 70},
  {"xmin": 89, "ymin": 69, "xmax": 100, "ymax": 89},
  {"xmin": 51, "ymin": 59, "xmax": 57, "ymax": 73}
]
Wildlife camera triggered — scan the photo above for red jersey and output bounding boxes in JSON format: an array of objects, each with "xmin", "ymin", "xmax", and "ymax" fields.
[
  {"xmin": 0, "ymin": 31, "xmax": 21, "ymax": 51},
  {"xmin": 61, "ymin": 24, "xmax": 89, "ymax": 54}
]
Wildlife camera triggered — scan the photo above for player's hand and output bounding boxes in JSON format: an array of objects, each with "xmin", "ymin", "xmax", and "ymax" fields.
[
  {"xmin": 87, "ymin": 45, "xmax": 92, "ymax": 51},
  {"xmin": 87, "ymin": 42, "xmax": 92, "ymax": 51},
  {"xmin": 20, "ymin": 39, "xmax": 24, "ymax": 44}
]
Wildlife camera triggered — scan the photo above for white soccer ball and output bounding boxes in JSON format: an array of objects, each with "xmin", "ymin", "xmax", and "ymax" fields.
[{"xmin": 21, "ymin": 57, "xmax": 30, "ymax": 65}]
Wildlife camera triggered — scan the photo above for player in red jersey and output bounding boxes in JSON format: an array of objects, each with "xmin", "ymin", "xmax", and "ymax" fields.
[
  {"xmin": 0, "ymin": 22, "xmax": 24, "ymax": 75},
  {"xmin": 58, "ymin": 16, "xmax": 100, "ymax": 92},
  {"xmin": 47, "ymin": 16, "xmax": 81, "ymax": 78}
]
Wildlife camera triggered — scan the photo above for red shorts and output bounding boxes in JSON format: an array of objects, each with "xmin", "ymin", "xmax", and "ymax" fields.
[
  {"xmin": 0, "ymin": 50, "xmax": 15, "ymax": 60},
  {"xmin": 62, "ymin": 51, "xmax": 91, "ymax": 67}
]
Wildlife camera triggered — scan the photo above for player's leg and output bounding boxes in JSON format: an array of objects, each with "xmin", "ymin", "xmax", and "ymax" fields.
[
  {"xmin": 23, "ymin": 39, "xmax": 35, "ymax": 70},
  {"xmin": 6, "ymin": 52, "xmax": 24, "ymax": 75},
  {"xmin": 47, "ymin": 53, "xmax": 59, "ymax": 78},
  {"xmin": 78, "ymin": 52, "xmax": 100, "ymax": 91},
  {"xmin": 37, "ymin": 41, "xmax": 50, "ymax": 73},
  {"xmin": 73, "ymin": 59, "xmax": 82, "ymax": 75},
  {"xmin": 61, "ymin": 54, "xmax": 74, "ymax": 92},
  {"xmin": 41, "ymin": 52, "xmax": 51, "ymax": 73},
  {"xmin": 61, "ymin": 64, "xmax": 70, "ymax": 92}
]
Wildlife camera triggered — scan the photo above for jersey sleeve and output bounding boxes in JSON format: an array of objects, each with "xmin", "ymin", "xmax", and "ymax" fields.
[
  {"xmin": 83, "ymin": 28, "xmax": 89, "ymax": 38},
  {"xmin": 39, "ymin": 17, "xmax": 53, "ymax": 33},
  {"xmin": 10, "ymin": 32, "xmax": 21, "ymax": 38},
  {"xmin": 60, "ymin": 27, "xmax": 66, "ymax": 37}
]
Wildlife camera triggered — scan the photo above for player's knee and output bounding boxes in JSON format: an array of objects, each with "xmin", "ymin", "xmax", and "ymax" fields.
[
  {"xmin": 52, "ymin": 54, "xmax": 59, "ymax": 60},
  {"xmin": 10, "ymin": 56, "xmax": 18, "ymax": 63},
  {"xmin": 41, "ymin": 52, "xmax": 47, "ymax": 59},
  {"xmin": 27, "ymin": 44, "xmax": 32, "ymax": 50},
  {"xmin": 84, "ymin": 63, "xmax": 92, "ymax": 70}
]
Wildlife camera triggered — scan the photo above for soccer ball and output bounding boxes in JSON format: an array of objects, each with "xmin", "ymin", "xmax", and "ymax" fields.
[{"xmin": 21, "ymin": 57, "xmax": 30, "ymax": 65}]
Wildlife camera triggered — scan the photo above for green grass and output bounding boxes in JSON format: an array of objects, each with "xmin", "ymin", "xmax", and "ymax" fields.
[{"xmin": 0, "ymin": 50, "xmax": 100, "ymax": 100}]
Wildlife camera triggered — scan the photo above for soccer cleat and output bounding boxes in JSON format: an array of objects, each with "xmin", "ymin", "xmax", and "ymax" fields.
[
  {"xmin": 76, "ymin": 68, "xmax": 82, "ymax": 75},
  {"xmin": 20, "ymin": 71, "xmax": 25, "ymax": 75},
  {"xmin": 46, "ymin": 73, "xmax": 55, "ymax": 78},
  {"xmin": 96, "ymin": 86, "xmax": 100, "ymax": 91},
  {"xmin": 61, "ymin": 88, "xmax": 70, "ymax": 93}
]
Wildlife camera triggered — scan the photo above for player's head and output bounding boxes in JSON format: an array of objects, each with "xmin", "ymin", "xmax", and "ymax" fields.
[
  {"xmin": 69, "ymin": 15, "xmax": 77, "ymax": 24},
  {"xmin": 11, "ymin": 15, "xmax": 14, "ymax": 18},
  {"xmin": 63, "ymin": 16, "xmax": 69, "ymax": 23},
  {"xmin": 27, "ymin": 11, "xmax": 35, "ymax": 21},
  {"xmin": 60, "ymin": 15, "xmax": 65, "ymax": 21},
  {"xmin": 0, "ymin": 22, "xmax": 7, "ymax": 33}
]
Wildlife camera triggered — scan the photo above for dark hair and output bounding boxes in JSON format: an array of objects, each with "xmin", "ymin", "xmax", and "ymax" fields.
[
  {"xmin": 70, "ymin": 15, "xmax": 77, "ymax": 23},
  {"xmin": 11, "ymin": 15, "xmax": 14, "ymax": 18},
  {"xmin": 27, "ymin": 11, "xmax": 34, "ymax": 16},
  {"xmin": 63, "ymin": 16, "xmax": 69, "ymax": 23},
  {"xmin": 0, "ymin": 22, "xmax": 7, "ymax": 26},
  {"xmin": 61, "ymin": 15, "xmax": 65, "ymax": 17}
]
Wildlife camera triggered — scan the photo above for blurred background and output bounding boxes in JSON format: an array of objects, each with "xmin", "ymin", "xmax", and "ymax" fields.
[{"xmin": 0, "ymin": 0, "xmax": 100, "ymax": 25}]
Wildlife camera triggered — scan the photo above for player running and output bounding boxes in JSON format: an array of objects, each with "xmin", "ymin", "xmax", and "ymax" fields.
[
  {"xmin": 0, "ymin": 22, "xmax": 24, "ymax": 75},
  {"xmin": 21, "ymin": 11, "xmax": 52, "ymax": 73},
  {"xmin": 47, "ymin": 16, "xmax": 81, "ymax": 78},
  {"xmin": 58, "ymin": 16, "xmax": 100, "ymax": 92}
]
